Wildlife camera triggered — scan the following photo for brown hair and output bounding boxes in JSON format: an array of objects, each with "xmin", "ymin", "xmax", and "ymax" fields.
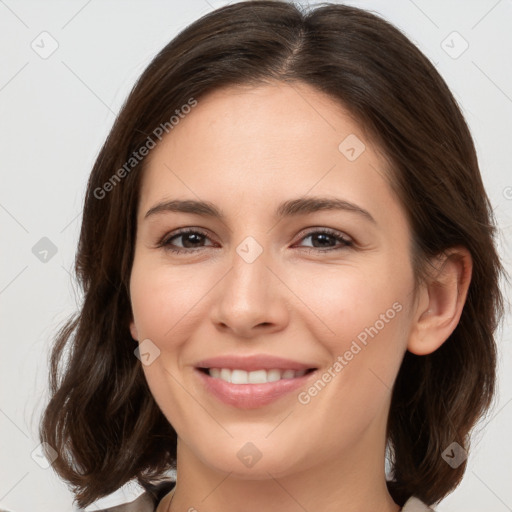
[{"xmin": 40, "ymin": 1, "xmax": 506, "ymax": 508}]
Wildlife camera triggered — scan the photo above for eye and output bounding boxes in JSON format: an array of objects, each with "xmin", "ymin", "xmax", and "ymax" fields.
[
  {"xmin": 295, "ymin": 228, "xmax": 353, "ymax": 253},
  {"xmin": 157, "ymin": 228, "xmax": 215, "ymax": 254}
]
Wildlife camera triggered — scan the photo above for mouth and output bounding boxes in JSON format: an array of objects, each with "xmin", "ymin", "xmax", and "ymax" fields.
[{"xmin": 194, "ymin": 355, "xmax": 318, "ymax": 409}]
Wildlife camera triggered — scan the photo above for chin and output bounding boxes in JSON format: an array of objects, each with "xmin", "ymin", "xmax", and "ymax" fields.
[{"xmin": 196, "ymin": 441, "xmax": 306, "ymax": 479}]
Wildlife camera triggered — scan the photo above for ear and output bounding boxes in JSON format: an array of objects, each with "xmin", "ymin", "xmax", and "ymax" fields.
[
  {"xmin": 129, "ymin": 319, "xmax": 139, "ymax": 341},
  {"xmin": 407, "ymin": 246, "xmax": 472, "ymax": 356}
]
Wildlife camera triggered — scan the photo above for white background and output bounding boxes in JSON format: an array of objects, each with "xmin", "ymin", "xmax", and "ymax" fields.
[{"xmin": 0, "ymin": 1, "xmax": 511, "ymax": 511}]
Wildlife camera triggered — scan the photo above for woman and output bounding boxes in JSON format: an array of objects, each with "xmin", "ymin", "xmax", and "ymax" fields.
[{"xmin": 40, "ymin": 2, "xmax": 505, "ymax": 511}]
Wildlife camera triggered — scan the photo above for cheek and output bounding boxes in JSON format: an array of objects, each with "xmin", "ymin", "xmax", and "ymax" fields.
[
  {"xmin": 290, "ymin": 275, "xmax": 408, "ymax": 439},
  {"xmin": 130, "ymin": 259, "xmax": 212, "ymax": 344},
  {"xmin": 129, "ymin": 260, "xmax": 213, "ymax": 428},
  {"xmin": 294, "ymin": 259, "xmax": 408, "ymax": 341},
  {"xmin": 292, "ymin": 259, "xmax": 411, "ymax": 395}
]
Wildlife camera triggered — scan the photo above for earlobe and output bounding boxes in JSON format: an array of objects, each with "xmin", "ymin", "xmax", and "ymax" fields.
[
  {"xmin": 129, "ymin": 320, "xmax": 139, "ymax": 341},
  {"xmin": 407, "ymin": 246, "xmax": 472, "ymax": 356}
]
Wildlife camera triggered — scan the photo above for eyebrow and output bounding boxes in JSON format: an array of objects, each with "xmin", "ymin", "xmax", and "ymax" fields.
[{"xmin": 144, "ymin": 196, "xmax": 376, "ymax": 224}]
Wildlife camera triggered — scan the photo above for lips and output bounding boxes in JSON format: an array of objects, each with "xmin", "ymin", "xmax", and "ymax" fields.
[
  {"xmin": 194, "ymin": 354, "xmax": 318, "ymax": 409},
  {"xmin": 195, "ymin": 354, "xmax": 315, "ymax": 372}
]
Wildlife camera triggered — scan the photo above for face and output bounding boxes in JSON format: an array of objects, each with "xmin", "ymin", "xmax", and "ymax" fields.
[{"xmin": 129, "ymin": 82, "xmax": 419, "ymax": 479}]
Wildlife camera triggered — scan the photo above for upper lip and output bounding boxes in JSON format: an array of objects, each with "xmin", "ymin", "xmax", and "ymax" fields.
[{"xmin": 195, "ymin": 355, "xmax": 317, "ymax": 372}]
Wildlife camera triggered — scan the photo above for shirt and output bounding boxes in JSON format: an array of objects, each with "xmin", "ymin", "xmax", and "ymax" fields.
[{"xmin": 93, "ymin": 481, "xmax": 436, "ymax": 512}]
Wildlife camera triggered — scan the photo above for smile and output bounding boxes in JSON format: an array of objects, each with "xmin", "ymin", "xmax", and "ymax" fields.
[{"xmin": 194, "ymin": 354, "xmax": 318, "ymax": 409}]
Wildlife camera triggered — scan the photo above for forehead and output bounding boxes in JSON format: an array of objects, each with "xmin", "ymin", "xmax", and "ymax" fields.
[
  {"xmin": 138, "ymin": 82, "xmax": 404, "ymax": 231},
  {"xmin": 156, "ymin": 82, "xmax": 364, "ymax": 161}
]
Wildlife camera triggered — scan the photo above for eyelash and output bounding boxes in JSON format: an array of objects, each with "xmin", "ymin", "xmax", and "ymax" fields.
[{"xmin": 156, "ymin": 227, "xmax": 353, "ymax": 255}]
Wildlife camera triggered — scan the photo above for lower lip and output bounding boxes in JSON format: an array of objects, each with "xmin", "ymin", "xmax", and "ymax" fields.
[{"xmin": 195, "ymin": 369, "xmax": 316, "ymax": 409}]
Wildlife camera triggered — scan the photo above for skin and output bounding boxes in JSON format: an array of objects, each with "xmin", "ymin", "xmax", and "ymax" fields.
[{"xmin": 129, "ymin": 82, "xmax": 472, "ymax": 512}]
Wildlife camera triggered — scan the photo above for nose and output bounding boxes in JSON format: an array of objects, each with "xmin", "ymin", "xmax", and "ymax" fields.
[{"xmin": 210, "ymin": 244, "xmax": 290, "ymax": 339}]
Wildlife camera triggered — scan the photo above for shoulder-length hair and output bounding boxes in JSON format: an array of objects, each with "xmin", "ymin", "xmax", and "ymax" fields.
[{"xmin": 40, "ymin": 1, "xmax": 506, "ymax": 508}]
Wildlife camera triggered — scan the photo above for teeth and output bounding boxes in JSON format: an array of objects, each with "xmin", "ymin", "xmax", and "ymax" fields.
[
  {"xmin": 267, "ymin": 369, "xmax": 281, "ymax": 382},
  {"xmin": 248, "ymin": 369, "xmax": 267, "ymax": 384},
  {"xmin": 209, "ymin": 368, "xmax": 221, "ymax": 379},
  {"xmin": 207, "ymin": 368, "xmax": 309, "ymax": 384},
  {"xmin": 231, "ymin": 369, "xmax": 248, "ymax": 384}
]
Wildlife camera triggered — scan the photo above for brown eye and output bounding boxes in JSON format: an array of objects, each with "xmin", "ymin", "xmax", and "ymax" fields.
[
  {"xmin": 296, "ymin": 228, "xmax": 353, "ymax": 252},
  {"xmin": 158, "ymin": 229, "xmax": 215, "ymax": 254}
]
